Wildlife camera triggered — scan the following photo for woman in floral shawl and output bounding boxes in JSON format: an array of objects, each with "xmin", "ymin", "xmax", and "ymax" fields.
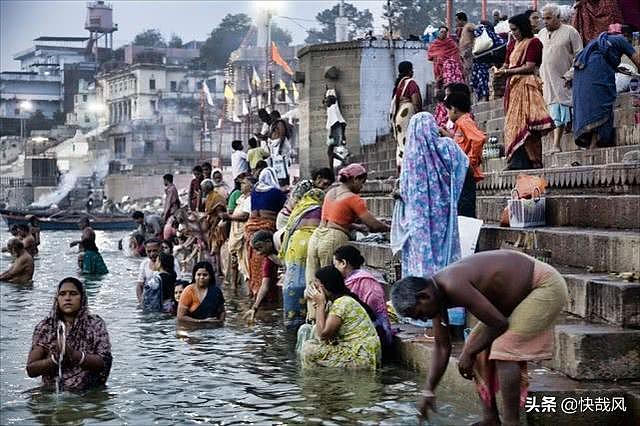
[
  {"xmin": 26, "ymin": 277, "xmax": 112, "ymax": 392},
  {"xmin": 390, "ymin": 112, "xmax": 468, "ymax": 327},
  {"xmin": 278, "ymin": 185, "xmax": 325, "ymax": 329}
]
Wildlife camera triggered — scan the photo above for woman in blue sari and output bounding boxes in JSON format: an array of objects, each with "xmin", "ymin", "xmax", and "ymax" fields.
[
  {"xmin": 573, "ymin": 26, "xmax": 640, "ymax": 148},
  {"xmin": 390, "ymin": 112, "xmax": 469, "ymax": 329}
]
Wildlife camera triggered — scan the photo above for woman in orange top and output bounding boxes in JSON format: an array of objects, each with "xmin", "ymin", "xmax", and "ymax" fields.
[
  {"xmin": 177, "ymin": 261, "xmax": 225, "ymax": 324},
  {"xmin": 305, "ymin": 163, "xmax": 390, "ymax": 320}
]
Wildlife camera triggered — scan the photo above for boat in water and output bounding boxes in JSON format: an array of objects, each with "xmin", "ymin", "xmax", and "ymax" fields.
[{"xmin": 1, "ymin": 209, "xmax": 136, "ymax": 231}]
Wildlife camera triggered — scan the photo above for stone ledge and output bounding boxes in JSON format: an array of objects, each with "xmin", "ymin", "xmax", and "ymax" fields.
[
  {"xmin": 478, "ymin": 225, "xmax": 640, "ymax": 273},
  {"xmin": 298, "ymin": 39, "xmax": 425, "ymax": 58},
  {"xmin": 551, "ymin": 322, "xmax": 640, "ymax": 380},
  {"xmin": 476, "ymin": 195, "xmax": 640, "ymax": 229},
  {"xmin": 477, "ymin": 163, "xmax": 640, "ymax": 192},
  {"xmin": 353, "ymin": 225, "xmax": 640, "ymax": 273}
]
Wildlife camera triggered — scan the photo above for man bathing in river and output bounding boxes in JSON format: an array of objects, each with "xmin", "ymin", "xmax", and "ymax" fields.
[
  {"xmin": 391, "ymin": 250, "xmax": 568, "ymax": 426},
  {"xmin": 0, "ymin": 238, "xmax": 34, "ymax": 284},
  {"xmin": 3, "ymin": 224, "xmax": 38, "ymax": 257}
]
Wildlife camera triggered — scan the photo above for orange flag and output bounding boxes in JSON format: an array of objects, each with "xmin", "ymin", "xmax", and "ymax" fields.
[{"xmin": 271, "ymin": 42, "xmax": 294, "ymax": 75}]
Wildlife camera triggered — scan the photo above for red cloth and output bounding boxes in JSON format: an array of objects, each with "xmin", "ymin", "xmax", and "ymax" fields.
[
  {"xmin": 394, "ymin": 78, "xmax": 420, "ymax": 100},
  {"xmin": 573, "ymin": 0, "xmax": 624, "ymax": 44},
  {"xmin": 505, "ymin": 37, "xmax": 543, "ymax": 67},
  {"xmin": 260, "ymin": 256, "xmax": 280, "ymax": 303},
  {"xmin": 428, "ymin": 37, "xmax": 462, "ymax": 81},
  {"xmin": 188, "ymin": 178, "xmax": 203, "ymax": 212}
]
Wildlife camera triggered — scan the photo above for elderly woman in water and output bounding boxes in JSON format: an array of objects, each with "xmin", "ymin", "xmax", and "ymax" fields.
[
  {"xmin": 26, "ymin": 277, "xmax": 112, "ymax": 392},
  {"xmin": 177, "ymin": 261, "xmax": 225, "ymax": 324}
]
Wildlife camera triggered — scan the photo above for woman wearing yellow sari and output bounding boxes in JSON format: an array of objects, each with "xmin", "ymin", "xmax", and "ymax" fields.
[
  {"xmin": 279, "ymin": 185, "xmax": 325, "ymax": 330},
  {"xmin": 495, "ymin": 14, "xmax": 554, "ymax": 170}
]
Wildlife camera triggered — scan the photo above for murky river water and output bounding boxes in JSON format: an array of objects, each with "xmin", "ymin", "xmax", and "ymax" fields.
[{"xmin": 1, "ymin": 230, "xmax": 479, "ymax": 425}]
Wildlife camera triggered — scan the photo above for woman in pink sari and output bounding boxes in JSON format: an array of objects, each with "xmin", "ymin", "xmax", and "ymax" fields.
[
  {"xmin": 333, "ymin": 245, "xmax": 394, "ymax": 350},
  {"xmin": 428, "ymin": 26, "xmax": 465, "ymax": 127}
]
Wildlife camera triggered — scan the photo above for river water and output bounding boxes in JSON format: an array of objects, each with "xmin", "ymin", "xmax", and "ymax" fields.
[{"xmin": 1, "ymin": 230, "xmax": 479, "ymax": 425}]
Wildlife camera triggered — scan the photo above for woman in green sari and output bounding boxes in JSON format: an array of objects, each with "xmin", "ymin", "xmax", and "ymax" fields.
[{"xmin": 279, "ymin": 187, "xmax": 325, "ymax": 330}]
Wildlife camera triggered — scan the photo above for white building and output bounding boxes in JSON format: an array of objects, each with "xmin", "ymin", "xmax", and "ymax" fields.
[
  {"xmin": 0, "ymin": 71, "xmax": 61, "ymax": 119},
  {"xmin": 66, "ymin": 80, "xmax": 99, "ymax": 130}
]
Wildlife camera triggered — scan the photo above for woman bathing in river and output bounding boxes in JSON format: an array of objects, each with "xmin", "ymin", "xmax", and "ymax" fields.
[
  {"xmin": 301, "ymin": 266, "xmax": 381, "ymax": 370},
  {"xmin": 177, "ymin": 261, "xmax": 225, "ymax": 324},
  {"xmin": 26, "ymin": 277, "xmax": 112, "ymax": 392}
]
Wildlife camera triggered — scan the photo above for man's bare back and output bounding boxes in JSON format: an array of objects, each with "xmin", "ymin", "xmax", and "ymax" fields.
[
  {"xmin": 1, "ymin": 251, "xmax": 34, "ymax": 285},
  {"xmin": 434, "ymin": 250, "xmax": 536, "ymax": 318},
  {"xmin": 459, "ymin": 23, "xmax": 475, "ymax": 49}
]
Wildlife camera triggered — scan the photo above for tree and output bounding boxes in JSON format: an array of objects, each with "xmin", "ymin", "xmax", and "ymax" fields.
[
  {"xmin": 168, "ymin": 34, "xmax": 183, "ymax": 48},
  {"xmin": 200, "ymin": 13, "xmax": 253, "ymax": 69},
  {"xmin": 305, "ymin": 2, "xmax": 373, "ymax": 44},
  {"xmin": 384, "ymin": 0, "xmax": 483, "ymax": 38},
  {"xmin": 133, "ymin": 28, "xmax": 166, "ymax": 48},
  {"xmin": 200, "ymin": 13, "xmax": 292, "ymax": 70}
]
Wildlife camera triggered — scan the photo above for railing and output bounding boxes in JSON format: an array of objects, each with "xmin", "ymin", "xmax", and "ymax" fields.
[{"xmin": 0, "ymin": 176, "xmax": 30, "ymax": 187}]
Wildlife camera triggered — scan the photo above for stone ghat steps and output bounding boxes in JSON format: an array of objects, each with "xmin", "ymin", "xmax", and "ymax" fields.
[
  {"xmin": 484, "ymin": 142, "xmax": 640, "ymax": 174},
  {"xmin": 478, "ymin": 162, "xmax": 640, "ymax": 196},
  {"xmin": 395, "ymin": 324, "xmax": 640, "ymax": 424},
  {"xmin": 477, "ymin": 194, "xmax": 640, "ymax": 229},
  {"xmin": 365, "ymin": 194, "xmax": 640, "ymax": 229},
  {"xmin": 472, "ymin": 92, "xmax": 638, "ymax": 118}
]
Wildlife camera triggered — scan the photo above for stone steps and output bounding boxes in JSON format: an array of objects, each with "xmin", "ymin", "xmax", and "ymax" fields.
[
  {"xmin": 478, "ymin": 162, "xmax": 640, "ymax": 196},
  {"xmin": 477, "ymin": 224, "xmax": 640, "ymax": 273},
  {"xmin": 352, "ymin": 239, "xmax": 640, "ymax": 322},
  {"xmin": 477, "ymin": 194, "xmax": 640, "ymax": 229},
  {"xmin": 484, "ymin": 143, "xmax": 640, "ymax": 173}
]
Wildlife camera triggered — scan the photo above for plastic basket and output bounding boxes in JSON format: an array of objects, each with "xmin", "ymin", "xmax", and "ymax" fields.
[{"xmin": 508, "ymin": 188, "xmax": 546, "ymax": 228}]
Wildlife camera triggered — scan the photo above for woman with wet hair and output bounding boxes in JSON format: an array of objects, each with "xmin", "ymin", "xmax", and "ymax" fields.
[
  {"xmin": 26, "ymin": 277, "xmax": 112, "ymax": 391},
  {"xmin": 301, "ymin": 266, "xmax": 381, "ymax": 369}
]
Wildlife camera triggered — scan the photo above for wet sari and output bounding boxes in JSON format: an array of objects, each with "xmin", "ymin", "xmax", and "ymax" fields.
[
  {"xmin": 503, "ymin": 38, "xmax": 554, "ymax": 168},
  {"xmin": 30, "ymin": 286, "xmax": 112, "ymax": 391},
  {"xmin": 204, "ymin": 191, "xmax": 227, "ymax": 252},
  {"xmin": 188, "ymin": 284, "xmax": 225, "ymax": 320},
  {"xmin": 278, "ymin": 188, "xmax": 324, "ymax": 329},
  {"xmin": 82, "ymin": 250, "xmax": 108, "ymax": 275}
]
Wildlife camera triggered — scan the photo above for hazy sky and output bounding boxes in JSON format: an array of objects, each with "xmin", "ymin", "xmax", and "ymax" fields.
[{"xmin": 1, "ymin": 0, "xmax": 386, "ymax": 71}]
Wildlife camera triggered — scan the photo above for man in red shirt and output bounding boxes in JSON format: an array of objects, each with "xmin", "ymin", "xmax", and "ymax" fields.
[{"xmin": 441, "ymin": 91, "xmax": 486, "ymax": 218}]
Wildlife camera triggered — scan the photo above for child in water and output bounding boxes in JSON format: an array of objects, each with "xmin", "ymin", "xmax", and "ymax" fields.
[{"xmin": 172, "ymin": 280, "xmax": 189, "ymax": 316}]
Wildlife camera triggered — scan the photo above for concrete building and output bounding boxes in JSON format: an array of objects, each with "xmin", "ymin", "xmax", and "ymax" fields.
[
  {"xmin": 0, "ymin": 71, "xmax": 62, "ymax": 119},
  {"xmin": 66, "ymin": 80, "xmax": 99, "ymax": 130},
  {"xmin": 296, "ymin": 40, "xmax": 433, "ymax": 176},
  {"xmin": 95, "ymin": 62, "xmax": 202, "ymax": 165}
]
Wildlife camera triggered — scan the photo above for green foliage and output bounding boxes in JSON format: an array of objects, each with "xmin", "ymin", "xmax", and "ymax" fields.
[
  {"xmin": 305, "ymin": 2, "xmax": 373, "ymax": 44},
  {"xmin": 133, "ymin": 28, "xmax": 167, "ymax": 48},
  {"xmin": 200, "ymin": 13, "xmax": 292, "ymax": 70}
]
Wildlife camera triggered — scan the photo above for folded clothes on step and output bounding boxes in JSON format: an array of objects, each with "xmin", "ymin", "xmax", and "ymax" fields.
[{"xmin": 354, "ymin": 232, "xmax": 387, "ymax": 243}]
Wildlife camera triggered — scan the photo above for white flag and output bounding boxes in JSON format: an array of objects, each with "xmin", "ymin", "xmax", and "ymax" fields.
[
  {"xmin": 242, "ymin": 99, "xmax": 249, "ymax": 116},
  {"xmin": 202, "ymin": 81, "xmax": 214, "ymax": 106}
]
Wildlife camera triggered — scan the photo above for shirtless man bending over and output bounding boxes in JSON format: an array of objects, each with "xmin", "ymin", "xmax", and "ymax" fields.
[
  {"xmin": 391, "ymin": 250, "xmax": 568, "ymax": 426},
  {"xmin": 0, "ymin": 238, "xmax": 34, "ymax": 284}
]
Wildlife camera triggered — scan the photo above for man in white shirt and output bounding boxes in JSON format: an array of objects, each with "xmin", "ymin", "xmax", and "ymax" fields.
[
  {"xmin": 136, "ymin": 239, "xmax": 161, "ymax": 304},
  {"xmin": 539, "ymin": 3, "xmax": 583, "ymax": 152},
  {"xmin": 231, "ymin": 140, "xmax": 250, "ymax": 180}
]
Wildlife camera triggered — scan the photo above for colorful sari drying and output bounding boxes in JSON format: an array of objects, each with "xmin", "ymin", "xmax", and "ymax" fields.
[
  {"xmin": 279, "ymin": 188, "xmax": 324, "ymax": 329},
  {"xmin": 391, "ymin": 112, "xmax": 469, "ymax": 325},
  {"xmin": 433, "ymin": 59, "xmax": 466, "ymax": 128},
  {"xmin": 503, "ymin": 38, "xmax": 554, "ymax": 169},
  {"xmin": 573, "ymin": 33, "xmax": 637, "ymax": 147}
]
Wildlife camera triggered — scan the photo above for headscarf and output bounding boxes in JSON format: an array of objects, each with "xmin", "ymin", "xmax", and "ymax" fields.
[
  {"xmin": 200, "ymin": 178, "xmax": 214, "ymax": 193},
  {"xmin": 278, "ymin": 188, "xmax": 325, "ymax": 258},
  {"xmin": 390, "ymin": 112, "xmax": 468, "ymax": 271},
  {"xmin": 31, "ymin": 277, "xmax": 112, "ymax": 391},
  {"xmin": 338, "ymin": 163, "xmax": 367, "ymax": 180},
  {"xmin": 256, "ymin": 167, "xmax": 281, "ymax": 192}
]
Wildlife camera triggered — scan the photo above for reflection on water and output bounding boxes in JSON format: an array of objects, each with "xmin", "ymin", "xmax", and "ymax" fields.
[{"xmin": 1, "ymin": 230, "xmax": 479, "ymax": 425}]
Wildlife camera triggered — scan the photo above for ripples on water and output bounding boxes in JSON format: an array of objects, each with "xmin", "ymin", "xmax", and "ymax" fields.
[{"xmin": 1, "ymin": 230, "xmax": 479, "ymax": 425}]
